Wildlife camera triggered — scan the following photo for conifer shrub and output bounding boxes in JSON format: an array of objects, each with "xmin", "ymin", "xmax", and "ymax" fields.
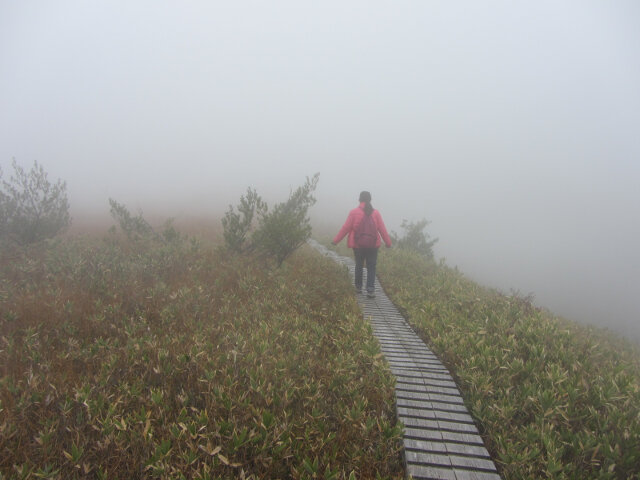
[
  {"xmin": 253, "ymin": 173, "xmax": 319, "ymax": 266},
  {"xmin": 223, "ymin": 173, "xmax": 319, "ymax": 266},
  {"xmin": 0, "ymin": 159, "xmax": 70, "ymax": 245},
  {"xmin": 391, "ymin": 218, "xmax": 438, "ymax": 259},
  {"xmin": 221, "ymin": 187, "xmax": 265, "ymax": 252},
  {"xmin": 108, "ymin": 198, "xmax": 156, "ymax": 241},
  {"xmin": 108, "ymin": 199, "xmax": 185, "ymax": 247}
]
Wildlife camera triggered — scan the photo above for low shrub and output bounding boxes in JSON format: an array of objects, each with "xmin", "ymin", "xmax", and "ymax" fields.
[
  {"xmin": 223, "ymin": 174, "xmax": 319, "ymax": 267},
  {"xmin": 0, "ymin": 159, "xmax": 70, "ymax": 245},
  {"xmin": 0, "ymin": 231, "xmax": 403, "ymax": 479},
  {"xmin": 378, "ymin": 249, "xmax": 640, "ymax": 479}
]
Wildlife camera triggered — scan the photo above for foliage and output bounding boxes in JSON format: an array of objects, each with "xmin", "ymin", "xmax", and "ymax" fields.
[
  {"xmin": 159, "ymin": 218, "xmax": 184, "ymax": 245},
  {"xmin": 221, "ymin": 187, "xmax": 266, "ymax": 252},
  {"xmin": 223, "ymin": 174, "xmax": 320, "ymax": 267},
  {"xmin": 108, "ymin": 198, "xmax": 157, "ymax": 241},
  {"xmin": 108, "ymin": 198, "xmax": 186, "ymax": 247},
  {"xmin": 0, "ymin": 159, "xmax": 70, "ymax": 245},
  {"xmin": 391, "ymin": 218, "xmax": 438, "ymax": 259},
  {"xmin": 0, "ymin": 166, "xmax": 7, "ymax": 237},
  {"xmin": 253, "ymin": 173, "xmax": 320, "ymax": 266},
  {"xmin": 377, "ymin": 248, "xmax": 640, "ymax": 480},
  {"xmin": 0, "ymin": 229, "xmax": 403, "ymax": 479}
]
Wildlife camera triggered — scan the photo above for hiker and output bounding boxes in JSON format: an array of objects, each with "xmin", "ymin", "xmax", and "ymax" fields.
[{"xmin": 332, "ymin": 191, "xmax": 392, "ymax": 298}]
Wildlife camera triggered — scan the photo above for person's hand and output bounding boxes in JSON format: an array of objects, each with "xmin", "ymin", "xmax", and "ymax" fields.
[{"xmin": 331, "ymin": 241, "xmax": 337, "ymax": 246}]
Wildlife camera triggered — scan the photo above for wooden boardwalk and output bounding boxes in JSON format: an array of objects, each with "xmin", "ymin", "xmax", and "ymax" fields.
[{"xmin": 309, "ymin": 240, "xmax": 501, "ymax": 480}]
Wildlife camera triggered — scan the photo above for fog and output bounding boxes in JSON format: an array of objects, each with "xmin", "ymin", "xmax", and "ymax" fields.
[{"xmin": 2, "ymin": 1, "xmax": 639, "ymax": 340}]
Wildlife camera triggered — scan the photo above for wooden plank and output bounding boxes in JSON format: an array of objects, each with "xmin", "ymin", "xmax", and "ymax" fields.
[
  {"xmin": 396, "ymin": 370, "xmax": 456, "ymax": 383},
  {"xmin": 403, "ymin": 427, "xmax": 486, "ymax": 447},
  {"xmin": 373, "ymin": 333, "xmax": 420, "ymax": 342},
  {"xmin": 400, "ymin": 416, "xmax": 479, "ymax": 435},
  {"xmin": 404, "ymin": 438, "xmax": 492, "ymax": 459},
  {"xmin": 397, "ymin": 381, "xmax": 460, "ymax": 394},
  {"xmin": 383, "ymin": 348, "xmax": 439, "ymax": 357},
  {"xmin": 374, "ymin": 331, "xmax": 425, "ymax": 340},
  {"xmin": 452, "ymin": 470, "xmax": 502, "ymax": 480},
  {"xmin": 405, "ymin": 450, "xmax": 498, "ymax": 472},
  {"xmin": 406, "ymin": 464, "xmax": 457, "ymax": 480},
  {"xmin": 396, "ymin": 381, "xmax": 460, "ymax": 395},
  {"xmin": 390, "ymin": 366, "xmax": 449, "ymax": 377},
  {"xmin": 405, "ymin": 450, "xmax": 452, "ymax": 468},
  {"xmin": 396, "ymin": 396, "xmax": 468, "ymax": 414},
  {"xmin": 388, "ymin": 360, "xmax": 448, "ymax": 371},
  {"xmin": 397, "ymin": 389, "xmax": 464, "ymax": 404},
  {"xmin": 380, "ymin": 346, "xmax": 439, "ymax": 356},
  {"xmin": 397, "ymin": 407, "xmax": 474, "ymax": 425},
  {"xmin": 376, "ymin": 337, "xmax": 428, "ymax": 346},
  {"xmin": 384, "ymin": 352, "xmax": 441, "ymax": 361},
  {"xmin": 431, "ymin": 409, "xmax": 476, "ymax": 424},
  {"xmin": 429, "ymin": 401, "xmax": 471, "ymax": 414}
]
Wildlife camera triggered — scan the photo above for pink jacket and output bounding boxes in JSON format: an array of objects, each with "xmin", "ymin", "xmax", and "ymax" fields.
[{"xmin": 333, "ymin": 203, "xmax": 392, "ymax": 248}]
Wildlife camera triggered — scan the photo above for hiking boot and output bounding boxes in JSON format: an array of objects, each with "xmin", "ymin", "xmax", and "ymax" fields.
[
  {"xmin": 355, "ymin": 286, "xmax": 363, "ymax": 294},
  {"xmin": 366, "ymin": 290, "xmax": 376, "ymax": 298}
]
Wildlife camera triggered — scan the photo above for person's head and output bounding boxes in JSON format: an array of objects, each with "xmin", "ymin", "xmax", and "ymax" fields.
[
  {"xmin": 359, "ymin": 191, "xmax": 371, "ymax": 203},
  {"xmin": 359, "ymin": 191, "xmax": 373, "ymax": 215}
]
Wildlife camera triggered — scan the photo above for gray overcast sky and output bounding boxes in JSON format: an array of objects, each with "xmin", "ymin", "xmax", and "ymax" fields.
[{"xmin": 1, "ymin": 1, "xmax": 639, "ymax": 339}]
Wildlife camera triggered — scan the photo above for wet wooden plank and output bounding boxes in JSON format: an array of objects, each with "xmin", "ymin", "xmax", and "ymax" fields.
[
  {"xmin": 405, "ymin": 450, "xmax": 498, "ymax": 472},
  {"xmin": 396, "ymin": 381, "xmax": 460, "ymax": 395},
  {"xmin": 406, "ymin": 464, "xmax": 457, "ymax": 480},
  {"xmin": 397, "ymin": 389, "xmax": 465, "ymax": 405},
  {"xmin": 404, "ymin": 438, "xmax": 492, "ymax": 459},
  {"xmin": 403, "ymin": 427, "xmax": 487, "ymax": 447},
  {"xmin": 400, "ymin": 416, "xmax": 480, "ymax": 435},
  {"xmin": 398, "ymin": 407, "xmax": 474, "ymax": 424},
  {"xmin": 452, "ymin": 470, "xmax": 502, "ymax": 480}
]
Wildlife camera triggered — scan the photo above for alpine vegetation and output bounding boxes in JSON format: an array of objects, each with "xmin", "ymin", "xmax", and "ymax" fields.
[
  {"xmin": 0, "ymin": 216, "xmax": 403, "ymax": 479},
  {"xmin": 223, "ymin": 173, "xmax": 320, "ymax": 266},
  {"xmin": 0, "ymin": 159, "xmax": 70, "ymax": 245},
  {"xmin": 377, "ymin": 248, "xmax": 640, "ymax": 479},
  {"xmin": 390, "ymin": 218, "xmax": 438, "ymax": 260},
  {"xmin": 108, "ymin": 198, "xmax": 157, "ymax": 242},
  {"xmin": 220, "ymin": 187, "xmax": 266, "ymax": 253}
]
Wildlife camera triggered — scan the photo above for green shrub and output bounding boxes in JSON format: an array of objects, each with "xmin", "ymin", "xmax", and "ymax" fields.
[
  {"xmin": 222, "ymin": 173, "xmax": 320, "ymax": 267},
  {"xmin": 108, "ymin": 198, "xmax": 156, "ymax": 241},
  {"xmin": 221, "ymin": 187, "xmax": 265, "ymax": 252},
  {"xmin": 391, "ymin": 218, "xmax": 438, "ymax": 259},
  {"xmin": 0, "ymin": 159, "xmax": 70, "ymax": 245},
  {"xmin": 252, "ymin": 173, "xmax": 319, "ymax": 266}
]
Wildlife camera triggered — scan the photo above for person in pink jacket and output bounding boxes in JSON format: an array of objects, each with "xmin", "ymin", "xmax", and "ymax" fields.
[{"xmin": 332, "ymin": 191, "xmax": 392, "ymax": 298}]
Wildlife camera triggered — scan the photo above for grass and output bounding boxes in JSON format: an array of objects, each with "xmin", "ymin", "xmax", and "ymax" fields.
[
  {"xmin": 0, "ymin": 230, "xmax": 403, "ymax": 479},
  {"xmin": 5, "ymin": 226, "xmax": 639, "ymax": 480},
  {"xmin": 376, "ymin": 248, "xmax": 640, "ymax": 480}
]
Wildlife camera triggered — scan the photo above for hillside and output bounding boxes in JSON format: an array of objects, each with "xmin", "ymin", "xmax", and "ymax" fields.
[
  {"xmin": 375, "ymin": 247, "xmax": 640, "ymax": 479},
  {"xmin": 0, "ymin": 233, "xmax": 404, "ymax": 479},
  {"xmin": 2, "ymin": 226, "xmax": 639, "ymax": 479}
]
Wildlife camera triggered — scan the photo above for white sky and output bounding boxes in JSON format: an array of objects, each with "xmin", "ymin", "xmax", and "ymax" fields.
[{"xmin": 1, "ymin": 1, "xmax": 639, "ymax": 338}]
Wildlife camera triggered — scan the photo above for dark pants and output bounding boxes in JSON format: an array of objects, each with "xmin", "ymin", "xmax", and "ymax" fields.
[{"xmin": 353, "ymin": 247, "xmax": 379, "ymax": 293}]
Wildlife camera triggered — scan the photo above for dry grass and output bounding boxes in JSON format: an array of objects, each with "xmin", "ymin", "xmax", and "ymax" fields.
[{"xmin": 0, "ymin": 232, "xmax": 403, "ymax": 479}]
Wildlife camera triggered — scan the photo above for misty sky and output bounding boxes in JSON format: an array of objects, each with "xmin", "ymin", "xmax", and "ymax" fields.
[{"xmin": 2, "ymin": 1, "xmax": 639, "ymax": 339}]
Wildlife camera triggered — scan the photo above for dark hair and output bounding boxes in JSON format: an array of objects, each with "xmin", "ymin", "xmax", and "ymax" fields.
[{"xmin": 359, "ymin": 191, "xmax": 373, "ymax": 215}]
